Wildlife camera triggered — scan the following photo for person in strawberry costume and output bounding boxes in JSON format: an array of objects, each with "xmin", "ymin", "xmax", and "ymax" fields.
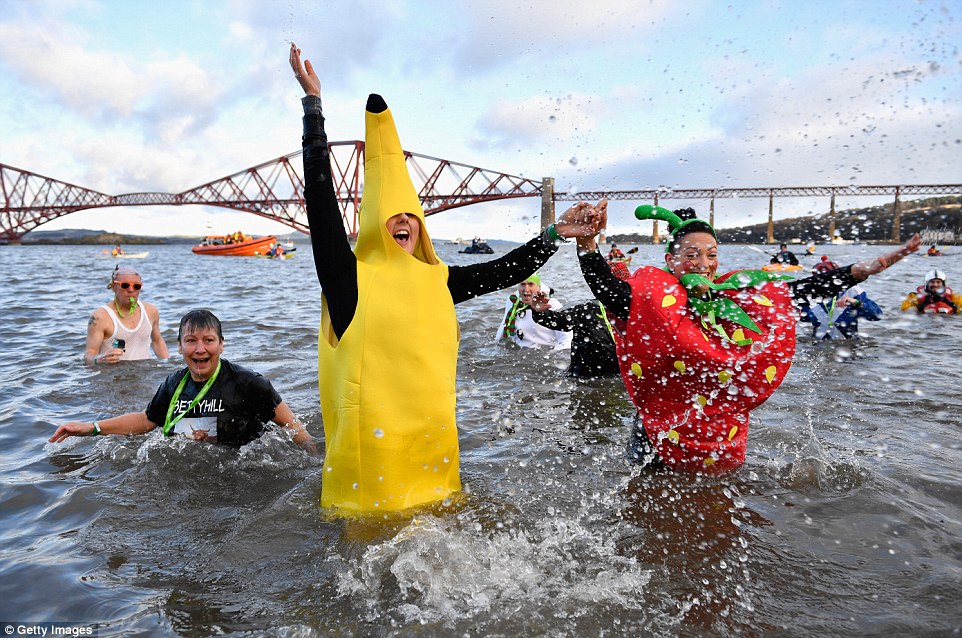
[{"xmin": 573, "ymin": 201, "xmax": 919, "ymax": 473}]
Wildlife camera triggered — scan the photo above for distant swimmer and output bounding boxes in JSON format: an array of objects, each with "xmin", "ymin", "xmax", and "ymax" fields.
[
  {"xmin": 770, "ymin": 243, "xmax": 799, "ymax": 266},
  {"xmin": 812, "ymin": 255, "xmax": 840, "ymax": 274},
  {"xmin": 800, "ymin": 285, "xmax": 882, "ymax": 340},
  {"xmin": 290, "ymin": 43, "xmax": 602, "ymax": 513},
  {"xmin": 496, "ymin": 274, "xmax": 572, "ymax": 350},
  {"xmin": 902, "ymin": 270, "xmax": 961, "ymax": 314},
  {"xmin": 528, "ymin": 263, "xmax": 631, "ymax": 378},
  {"xmin": 85, "ymin": 265, "xmax": 169, "ymax": 365},
  {"xmin": 607, "ymin": 243, "xmax": 626, "ymax": 261},
  {"xmin": 573, "ymin": 203, "xmax": 920, "ymax": 473},
  {"xmin": 927, "ymin": 245, "xmax": 943, "ymax": 257},
  {"xmin": 51, "ymin": 310, "xmax": 316, "ymax": 451}
]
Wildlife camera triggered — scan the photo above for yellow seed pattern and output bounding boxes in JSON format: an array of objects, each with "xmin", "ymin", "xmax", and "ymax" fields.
[
  {"xmin": 630, "ymin": 362, "xmax": 644, "ymax": 378},
  {"xmin": 728, "ymin": 426, "xmax": 738, "ymax": 441},
  {"xmin": 696, "ymin": 395, "xmax": 708, "ymax": 408},
  {"xmin": 667, "ymin": 429, "xmax": 680, "ymax": 444},
  {"xmin": 662, "ymin": 294, "xmax": 677, "ymax": 308},
  {"xmin": 718, "ymin": 370, "xmax": 733, "ymax": 383},
  {"xmin": 673, "ymin": 360, "xmax": 687, "ymax": 373},
  {"xmin": 765, "ymin": 365, "xmax": 777, "ymax": 383},
  {"xmin": 753, "ymin": 295, "xmax": 773, "ymax": 307}
]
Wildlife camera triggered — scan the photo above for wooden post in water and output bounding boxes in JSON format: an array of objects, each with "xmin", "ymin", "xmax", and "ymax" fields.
[
  {"xmin": 891, "ymin": 186, "xmax": 901, "ymax": 243},
  {"xmin": 652, "ymin": 194, "xmax": 660, "ymax": 245},
  {"xmin": 540, "ymin": 177, "xmax": 555, "ymax": 229},
  {"xmin": 766, "ymin": 190, "xmax": 775, "ymax": 244},
  {"xmin": 828, "ymin": 190, "xmax": 836, "ymax": 242}
]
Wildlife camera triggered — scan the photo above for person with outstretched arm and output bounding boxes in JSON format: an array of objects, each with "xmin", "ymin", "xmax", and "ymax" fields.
[
  {"xmin": 573, "ymin": 201, "xmax": 919, "ymax": 473},
  {"xmin": 51, "ymin": 309, "xmax": 316, "ymax": 452},
  {"xmin": 290, "ymin": 43, "xmax": 600, "ymax": 513}
]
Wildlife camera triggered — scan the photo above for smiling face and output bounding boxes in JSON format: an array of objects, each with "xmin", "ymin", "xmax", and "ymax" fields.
[
  {"xmin": 665, "ymin": 231, "xmax": 719, "ymax": 282},
  {"xmin": 178, "ymin": 326, "xmax": 224, "ymax": 381},
  {"xmin": 386, "ymin": 212, "xmax": 421, "ymax": 255},
  {"xmin": 927, "ymin": 278, "xmax": 945, "ymax": 294}
]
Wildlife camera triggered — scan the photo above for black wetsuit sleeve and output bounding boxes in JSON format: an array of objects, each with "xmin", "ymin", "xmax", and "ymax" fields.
[
  {"xmin": 788, "ymin": 265, "xmax": 858, "ymax": 307},
  {"xmin": 530, "ymin": 303, "xmax": 582, "ymax": 332},
  {"xmin": 579, "ymin": 251, "xmax": 631, "ymax": 321},
  {"xmin": 302, "ymin": 95, "xmax": 357, "ymax": 339},
  {"xmin": 446, "ymin": 232, "xmax": 559, "ymax": 304}
]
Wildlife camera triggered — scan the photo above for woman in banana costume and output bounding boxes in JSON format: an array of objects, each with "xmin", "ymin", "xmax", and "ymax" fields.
[
  {"xmin": 289, "ymin": 45, "xmax": 600, "ymax": 513},
  {"xmin": 574, "ymin": 202, "xmax": 919, "ymax": 472}
]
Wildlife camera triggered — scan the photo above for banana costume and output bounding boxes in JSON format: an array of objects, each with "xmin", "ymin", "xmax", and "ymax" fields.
[{"xmin": 317, "ymin": 95, "xmax": 460, "ymax": 512}]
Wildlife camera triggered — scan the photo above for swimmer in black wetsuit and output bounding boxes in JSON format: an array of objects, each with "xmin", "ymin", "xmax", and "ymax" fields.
[{"xmin": 49, "ymin": 310, "xmax": 316, "ymax": 451}]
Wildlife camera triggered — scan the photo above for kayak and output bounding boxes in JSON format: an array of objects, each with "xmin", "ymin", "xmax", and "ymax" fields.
[
  {"xmin": 762, "ymin": 263, "xmax": 803, "ymax": 272},
  {"xmin": 99, "ymin": 251, "xmax": 149, "ymax": 259}
]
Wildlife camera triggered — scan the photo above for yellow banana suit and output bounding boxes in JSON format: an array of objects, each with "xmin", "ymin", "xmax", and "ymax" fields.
[{"xmin": 317, "ymin": 95, "xmax": 460, "ymax": 513}]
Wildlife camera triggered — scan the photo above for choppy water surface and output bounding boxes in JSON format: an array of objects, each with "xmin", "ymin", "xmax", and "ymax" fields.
[{"xmin": 1, "ymin": 240, "xmax": 960, "ymax": 637}]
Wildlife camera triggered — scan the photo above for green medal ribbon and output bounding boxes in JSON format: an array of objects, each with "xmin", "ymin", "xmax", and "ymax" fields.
[
  {"xmin": 596, "ymin": 302, "xmax": 616, "ymax": 343},
  {"xmin": 115, "ymin": 298, "xmax": 137, "ymax": 318},
  {"xmin": 162, "ymin": 360, "xmax": 222, "ymax": 436}
]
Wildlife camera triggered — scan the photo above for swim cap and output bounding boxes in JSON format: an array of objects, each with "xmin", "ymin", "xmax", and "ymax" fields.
[
  {"xmin": 524, "ymin": 273, "xmax": 541, "ymax": 286},
  {"xmin": 111, "ymin": 264, "xmax": 140, "ymax": 280}
]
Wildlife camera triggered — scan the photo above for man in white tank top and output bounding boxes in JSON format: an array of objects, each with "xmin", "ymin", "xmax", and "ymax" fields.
[{"xmin": 84, "ymin": 265, "xmax": 169, "ymax": 364}]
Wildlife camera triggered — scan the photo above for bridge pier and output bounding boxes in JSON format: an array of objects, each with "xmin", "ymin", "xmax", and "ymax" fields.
[
  {"xmin": 891, "ymin": 186, "xmax": 901, "ymax": 243},
  {"xmin": 828, "ymin": 191, "xmax": 836, "ymax": 241},
  {"xmin": 540, "ymin": 177, "xmax": 555, "ymax": 230},
  {"xmin": 766, "ymin": 191, "xmax": 775, "ymax": 244},
  {"xmin": 652, "ymin": 194, "xmax": 660, "ymax": 244}
]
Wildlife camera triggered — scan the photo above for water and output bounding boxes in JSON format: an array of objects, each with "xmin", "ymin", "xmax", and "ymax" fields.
[{"xmin": 1, "ymin": 240, "xmax": 960, "ymax": 637}]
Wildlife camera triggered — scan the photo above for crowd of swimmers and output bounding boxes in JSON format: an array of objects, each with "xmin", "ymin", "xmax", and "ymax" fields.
[{"xmin": 43, "ymin": 42, "xmax": 958, "ymax": 518}]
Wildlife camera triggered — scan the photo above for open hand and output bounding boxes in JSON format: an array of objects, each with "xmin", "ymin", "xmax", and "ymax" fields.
[
  {"xmin": 530, "ymin": 291, "xmax": 551, "ymax": 312},
  {"xmin": 289, "ymin": 43, "xmax": 320, "ymax": 97}
]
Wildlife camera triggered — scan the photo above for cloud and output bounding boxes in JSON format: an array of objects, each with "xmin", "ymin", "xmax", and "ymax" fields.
[
  {"xmin": 0, "ymin": 11, "xmax": 230, "ymax": 145},
  {"xmin": 446, "ymin": 0, "xmax": 680, "ymax": 72},
  {"xmin": 471, "ymin": 93, "xmax": 601, "ymax": 151}
]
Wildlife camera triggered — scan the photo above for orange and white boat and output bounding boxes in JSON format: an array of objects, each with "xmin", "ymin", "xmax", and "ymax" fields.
[{"xmin": 191, "ymin": 234, "xmax": 277, "ymax": 257}]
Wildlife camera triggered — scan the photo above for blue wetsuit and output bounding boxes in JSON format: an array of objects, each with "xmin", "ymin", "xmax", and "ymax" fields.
[{"xmin": 800, "ymin": 287, "xmax": 882, "ymax": 339}]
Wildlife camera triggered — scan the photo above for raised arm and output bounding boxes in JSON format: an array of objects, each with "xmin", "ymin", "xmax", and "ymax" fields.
[
  {"xmin": 789, "ymin": 234, "xmax": 921, "ymax": 307},
  {"xmin": 851, "ymin": 233, "xmax": 920, "ymax": 281},
  {"xmin": 290, "ymin": 43, "xmax": 358, "ymax": 339},
  {"xmin": 572, "ymin": 199, "xmax": 632, "ymax": 321},
  {"xmin": 446, "ymin": 201, "xmax": 604, "ymax": 304}
]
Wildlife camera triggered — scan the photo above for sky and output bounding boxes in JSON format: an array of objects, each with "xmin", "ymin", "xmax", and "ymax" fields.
[{"xmin": 1, "ymin": 0, "xmax": 960, "ymax": 241}]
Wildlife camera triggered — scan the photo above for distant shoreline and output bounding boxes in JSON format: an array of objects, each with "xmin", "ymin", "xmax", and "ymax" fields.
[{"xmin": 7, "ymin": 229, "xmax": 305, "ymax": 247}]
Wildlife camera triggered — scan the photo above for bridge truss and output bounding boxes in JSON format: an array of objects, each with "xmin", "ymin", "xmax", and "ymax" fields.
[
  {"xmin": 2, "ymin": 144, "xmax": 960, "ymax": 242},
  {"xmin": 0, "ymin": 142, "xmax": 543, "ymax": 241}
]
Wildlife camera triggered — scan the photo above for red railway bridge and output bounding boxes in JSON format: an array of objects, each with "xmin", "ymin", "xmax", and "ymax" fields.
[{"xmin": 2, "ymin": 143, "xmax": 959, "ymax": 243}]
